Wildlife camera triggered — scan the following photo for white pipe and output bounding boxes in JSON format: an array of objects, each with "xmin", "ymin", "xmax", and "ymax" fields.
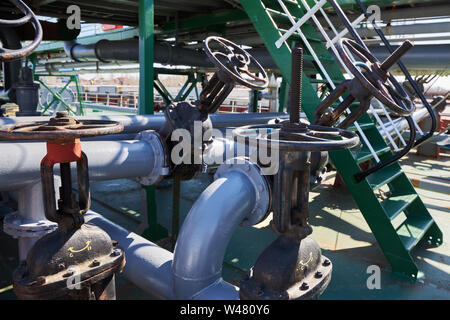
[{"xmin": 0, "ymin": 140, "xmax": 156, "ymax": 191}]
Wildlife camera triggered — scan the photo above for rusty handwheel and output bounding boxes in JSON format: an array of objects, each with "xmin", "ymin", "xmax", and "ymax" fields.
[
  {"xmin": 0, "ymin": 111, "xmax": 123, "ymax": 141},
  {"xmin": 0, "ymin": 111, "xmax": 123, "ymax": 230},
  {"xmin": 0, "ymin": 0, "xmax": 43, "ymax": 61},
  {"xmin": 233, "ymin": 121, "xmax": 360, "ymax": 152},
  {"xmin": 204, "ymin": 36, "xmax": 268, "ymax": 90},
  {"xmin": 337, "ymin": 38, "xmax": 415, "ymax": 116}
]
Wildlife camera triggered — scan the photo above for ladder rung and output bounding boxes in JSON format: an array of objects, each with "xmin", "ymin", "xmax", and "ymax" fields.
[
  {"xmin": 355, "ymin": 144, "xmax": 391, "ymax": 163},
  {"xmin": 347, "ymin": 122, "xmax": 375, "ymax": 132},
  {"xmin": 366, "ymin": 165, "xmax": 403, "ymax": 190},
  {"xmin": 278, "ymin": 28, "xmax": 322, "ymax": 44},
  {"xmin": 263, "ymin": 0, "xmax": 299, "ymax": 11},
  {"xmin": 397, "ymin": 216, "xmax": 435, "ymax": 251},
  {"xmin": 303, "ymin": 54, "xmax": 334, "ymax": 62},
  {"xmin": 308, "ymin": 78, "xmax": 341, "ymax": 84},
  {"xmin": 381, "ymin": 194, "xmax": 418, "ymax": 221}
]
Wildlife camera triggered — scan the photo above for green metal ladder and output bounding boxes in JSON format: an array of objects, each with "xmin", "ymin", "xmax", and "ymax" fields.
[{"xmin": 240, "ymin": 0, "xmax": 443, "ymax": 280}]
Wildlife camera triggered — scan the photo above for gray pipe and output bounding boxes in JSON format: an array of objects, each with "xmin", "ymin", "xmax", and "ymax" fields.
[
  {"xmin": 378, "ymin": 106, "xmax": 435, "ymax": 139},
  {"xmin": 369, "ymin": 44, "xmax": 450, "ymax": 73},
  {"xmin": 84, "ymin": 211, "xmax": 175, "ymax": 300},
  {"xmin": 0, "ymin": 113, "xmax": 289, "ymax": 133},
  {"xmin": 0, "ymin": 140, "xmax": 155, "ymax": 191},
  {"xmin": 172, "ymin": 170, "xmax": 258, "ymax": 300}
]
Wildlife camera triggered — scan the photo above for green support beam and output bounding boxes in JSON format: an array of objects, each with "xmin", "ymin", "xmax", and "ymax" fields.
[
  {"xmin": 139, "ymin": 0, "xmax": 168, "ymax": 242},
  {"xmin": 160, "ymin": 9, "xmax": 248, "ymax": 35}
]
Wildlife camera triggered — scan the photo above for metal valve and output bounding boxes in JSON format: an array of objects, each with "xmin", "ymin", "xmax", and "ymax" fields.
[
  {"xmin": 238, "ymin": 48, "xmax": 359, "ymax": 300},
  {"xmin": 314, "ymin": 38, "xmax": 415, "ymax": 129},
  {"xmin": 159, "ymin": 37, "xmax": 269, "ymax": 180},
  {"xmin": 0, "ymin": 112, "xmax": 126, "ymax": 300}
]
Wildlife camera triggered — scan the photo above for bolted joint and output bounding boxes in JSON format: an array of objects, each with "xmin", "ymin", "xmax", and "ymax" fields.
[
  {"xmin": 135, "ymin": 130, "xmax": 170, "ymax": 186},
  {"xmin": 214, "ymin": 157, "xmax": 271, "ymax": 227}
]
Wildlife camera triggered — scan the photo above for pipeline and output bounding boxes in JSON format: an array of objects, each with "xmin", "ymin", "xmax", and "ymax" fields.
[
  {"xmin": 0, "ymin": 139, "xmax": 157, "ymax": 191},
  {"xmin": 60, "ymin": 38, "xmax": 450, "ymax": 74},
  {"xmin": 0, "ymin": 112, "xmax": 290, "ymax": 134}
]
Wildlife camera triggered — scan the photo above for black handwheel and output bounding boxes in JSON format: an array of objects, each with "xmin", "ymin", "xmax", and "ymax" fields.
[
  {"xmin": 204, "ymin": 36, "xmax": 268, "ymax": 90},
  {"xmin": 337, "ymin": 38, "xmax": 415, "ymax": 116},
  {"xmin": 0, "ymin": 0, "xmax": 43, "ymax": 61},
  {"xmin": 233, "ymin": 122, "xmax": 360, "ymax": 152}
]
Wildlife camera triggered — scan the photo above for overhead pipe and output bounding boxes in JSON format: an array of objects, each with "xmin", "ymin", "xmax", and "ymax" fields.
[
  {"xmin": 63, "ymin": 38, "xmax": 279, "ymax": 69},
  {"xmin": 61, "ymin": 38, "xmax": 450, "ymax": 75}
]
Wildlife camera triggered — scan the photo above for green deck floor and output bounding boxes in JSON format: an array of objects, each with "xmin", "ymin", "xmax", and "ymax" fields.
[{"xmin": 0, "ymin": 151, "xmax": 448, "ymax": 299}]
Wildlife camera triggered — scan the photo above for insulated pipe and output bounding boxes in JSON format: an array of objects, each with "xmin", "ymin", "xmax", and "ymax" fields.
[
  {"xmin": 0, "ymin": 113, "xmax": 289, "ymax": 133},
  {"xmin": 0, "ymin": 140, "xmax": 156, "ymax": 191},
  {"xmin": 62, "ymin": 37, "xmax": 450, "ymax": 73},
  {"xmin": 84, "ymin": 211, "xmax": 175, "ymax": 300},
  {"xmin": 63, "ymin": 39, "xmax": 280, "ymax": 69},
  {"xmin": 172, "ymin": 169, "xmax": 259, "ymax": 300}
]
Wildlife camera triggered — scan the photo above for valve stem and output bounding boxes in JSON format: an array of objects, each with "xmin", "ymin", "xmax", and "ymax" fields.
[{"xmin": 290, "ymin": 47, "xmax": 304, "ymax": 124}]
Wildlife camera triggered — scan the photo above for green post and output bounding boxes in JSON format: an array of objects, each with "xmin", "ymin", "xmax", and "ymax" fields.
[{"xmin": 139, "ymin": 0, "xmax": 168, "ymax": 241}]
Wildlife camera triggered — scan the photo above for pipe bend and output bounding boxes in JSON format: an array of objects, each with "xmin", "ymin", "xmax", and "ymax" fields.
[{"xmin": 172, "ymin": 168, "xmax": 259, "ymax": 299}]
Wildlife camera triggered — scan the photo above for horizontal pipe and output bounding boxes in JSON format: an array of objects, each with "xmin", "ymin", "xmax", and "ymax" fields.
[
  {"xmin": 84, "ymin": 211, "xmax": 175, "ymax": 300},
  {"xmin": 0, "ymin": 113, "xmax": 289, "ymax": 134},
  {"xmin": 0, "ymin": 140, "xmax": 155, "ymax": 191},
  {"xmin": 378, "ymin": 106, "xmax": 434, "ymax": 139}
]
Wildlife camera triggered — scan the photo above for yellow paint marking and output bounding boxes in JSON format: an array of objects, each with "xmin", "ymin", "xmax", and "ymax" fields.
[
  {"xmin": 68, "ymin": 240, "xmax": 92, "ymax": 257},
  {"xmin": 299, "ymin": 252, "xmax": 313, "ymax": 271}
]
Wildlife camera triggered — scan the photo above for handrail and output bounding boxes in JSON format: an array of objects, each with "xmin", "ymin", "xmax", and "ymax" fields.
[{"xmin": 355, "ymin": 0, "xmax": 437, "ymax": 148}]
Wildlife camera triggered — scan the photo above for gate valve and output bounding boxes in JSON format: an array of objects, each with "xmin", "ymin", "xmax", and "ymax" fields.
[
  {"xmin": 0, "ymin": 112, "xmax": 126, "ymax": 299},
  {"xmin": 236, "ymin": 49, "xmax": 360, "ymax": 300},
  {"xmin": 159, "ymin": 37, "xmax": 269, "ymax": 180},
  {"xmin": 314, "ymin": 38, "xmax": 415, "ymax": 129}
]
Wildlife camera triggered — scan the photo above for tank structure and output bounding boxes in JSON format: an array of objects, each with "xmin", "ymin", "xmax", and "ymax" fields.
[{"xmin": 0, "ymin": 0, "xmax": 448, "ymax": 304}]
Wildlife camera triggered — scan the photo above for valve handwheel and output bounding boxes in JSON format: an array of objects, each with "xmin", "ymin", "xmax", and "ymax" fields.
[
  {"xmin": 0, "ymin": 0, "xmax": 43, "ymax": 61},
  {"xmin": 314, "ymin": 38, "xmax": 415, "ymax": 128},
  {"xmin": 204, "ymin": 36, "xmax": 268, "ymax": 90},
  {"xmin": 233, "ymin": 122, "xmax": 359, "ymax": 152},
  {"xmin": 0, "ymin": 112, "xmax": 123, "ymax": 231},
  {"xmin": 0, "ymin": 111, "xmax": 123, "ymax": 141},
  {"xmin": 338, "ymin": 38, "xmax": 414, "ymax": 116}
]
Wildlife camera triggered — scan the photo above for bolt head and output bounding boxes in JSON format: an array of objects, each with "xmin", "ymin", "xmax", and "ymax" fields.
[
  {"xmin": 315, "ymin": 271, "xmax": 323, "ymax": 279},
  {"xmin": 300, "ymin": 282, "xmax": 309, "ymax": 291},
  {"xmin": 322, "ymin": 259, "xmax": 331, "ymax": 267}
]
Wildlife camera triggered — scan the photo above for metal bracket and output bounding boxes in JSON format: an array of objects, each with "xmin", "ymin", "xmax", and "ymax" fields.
[
  {"xmin": 214, "ymin": 157, "xmax": 271, "ymax": 227},
  {"xmin": 136, "ymin": 130, "xmax": 170, "ymax": 186}
]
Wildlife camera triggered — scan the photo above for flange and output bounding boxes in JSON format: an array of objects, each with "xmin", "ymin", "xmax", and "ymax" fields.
[
  {"xmin": 135, "ymin": 130, "xmax": 170, "ymax": 186},
  {"xmin": 3, "ymin": 211, "xmax": 57, "ymax": 239}
]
